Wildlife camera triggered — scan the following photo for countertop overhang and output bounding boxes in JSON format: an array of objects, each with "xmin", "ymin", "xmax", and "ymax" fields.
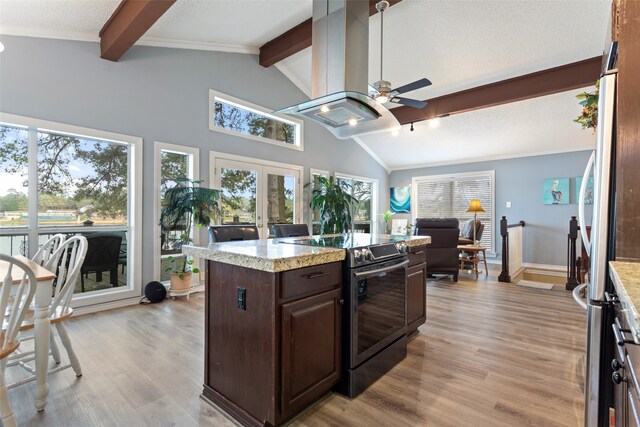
[
  {"xmin": 183, "ymin": 234, "xmax": 432, "ymax": 273},
  {"xmin": 609, "ymin": 261, "xmax": 640, "ymax": 343}
]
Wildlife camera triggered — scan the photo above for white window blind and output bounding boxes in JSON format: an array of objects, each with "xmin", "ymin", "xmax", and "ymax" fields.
[{"xmin": 413, "ymin": 171, "xmax": 494, "ymax": 252}]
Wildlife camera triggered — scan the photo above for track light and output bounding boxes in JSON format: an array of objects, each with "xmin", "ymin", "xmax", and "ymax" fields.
[{"xmin": 410, "ymin": 122, "xmax": 414, "ymax": 132}]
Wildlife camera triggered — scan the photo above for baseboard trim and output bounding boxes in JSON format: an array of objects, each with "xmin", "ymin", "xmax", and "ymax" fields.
[{"xmin": 72, "ymin": 296, "xmax": 141, "ymax": 317}]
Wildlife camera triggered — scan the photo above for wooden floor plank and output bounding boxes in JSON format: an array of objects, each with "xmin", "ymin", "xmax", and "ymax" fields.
[{"xmin": 7, "ymin": 272, "xmax": 585, "ymax": 426}]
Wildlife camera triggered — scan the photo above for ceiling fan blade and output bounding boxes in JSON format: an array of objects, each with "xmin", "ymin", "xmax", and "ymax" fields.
[
  {"xmin": 391, "ymin": 97, "xmax": 428, "ymax": 109},
  {"xmin": 393, "ymin": 78, "xmax": 432, "ymax": 95},
  {"xmin": 368, "ymin": 84, "xmax": 380, "ymax": 97}
]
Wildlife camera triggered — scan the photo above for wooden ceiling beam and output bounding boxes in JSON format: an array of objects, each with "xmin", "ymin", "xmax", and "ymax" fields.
[
  {"xmin": 99, "ymin": 0, "xmax": 176, "ymax": 62},
  {"xmin": 391, "ymin": 56, "xmax": 604, "ymax": 125},
  {"xmin": 259, "ymin": 0, "xmax": 402, "ymax": 68}
]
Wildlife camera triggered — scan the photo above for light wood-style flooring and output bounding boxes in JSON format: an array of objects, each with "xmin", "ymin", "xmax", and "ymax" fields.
[{"xmin": 9, "ymin": 271, "xmax": 586, "ymax": 426}]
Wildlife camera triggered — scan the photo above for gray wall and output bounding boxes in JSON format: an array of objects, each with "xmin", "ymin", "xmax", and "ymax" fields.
[
  {"xmin": 389, "ymin": 150, "xmax": 593, "ymax": 266},
  {"xmin": 0, "ymin": 35, "xmax": 389, "ymax": 285}
]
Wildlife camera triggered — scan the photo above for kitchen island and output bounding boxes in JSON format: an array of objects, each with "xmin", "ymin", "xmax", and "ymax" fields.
[{"xmin": 183, "ymin": 234, "xmax": 431, "ymax": 427}]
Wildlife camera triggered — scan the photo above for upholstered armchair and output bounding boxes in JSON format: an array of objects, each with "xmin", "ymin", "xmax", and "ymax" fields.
[
  {"xmin": 414, "ymin": 218, "xmax": 460, "ymax": 282},
  {"xmin": 458, "ymin": 219, "xmax": 484, "ymax": 246}
]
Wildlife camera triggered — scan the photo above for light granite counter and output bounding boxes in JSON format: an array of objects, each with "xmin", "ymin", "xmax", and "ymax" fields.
[
  {"xmin": 609, "ymin": 261, "xmax": 640, "ymax": 343},
  {"xmin": 183, "ymin": 234, "xmax": 431, "ymax": 273}
]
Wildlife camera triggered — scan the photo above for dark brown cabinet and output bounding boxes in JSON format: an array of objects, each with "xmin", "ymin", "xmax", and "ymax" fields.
[
  {"xmin": 203, "ymin": 260, "xmax": 342, "ymax": 427},
  {"xmin": 281, "ymin": 288, "xmax": 341, "ymax": 418},
  {"xmin": 407, "ymin": 245, "xmax": 427, "ymax": 335}
]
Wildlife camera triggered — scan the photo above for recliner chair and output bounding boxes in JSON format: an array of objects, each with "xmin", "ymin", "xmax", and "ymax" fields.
[
  {"xmin": 458, "ymin": 219, "xmax": 484, "ymax": 246},
  {"xmin": 272, "ymin": 223, "xmax": 310, "ymax": 238},
  {"xmin": 208, "ymin": 225, "xmax": 260, "ymax": 243},
  {"xmin": 414, "ymin": 218, "xmax": 460, "ymax": 282}
]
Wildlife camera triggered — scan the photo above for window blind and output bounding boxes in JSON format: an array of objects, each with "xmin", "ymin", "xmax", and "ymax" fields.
[{"xmin": 414, "ymin": 172, "xmax": 494, "ymax": 252}]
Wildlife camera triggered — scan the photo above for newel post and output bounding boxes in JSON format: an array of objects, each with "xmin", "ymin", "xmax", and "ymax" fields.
[{"xmin": 498, "ymin": 216, "xmax": 510, "ymax": 283}]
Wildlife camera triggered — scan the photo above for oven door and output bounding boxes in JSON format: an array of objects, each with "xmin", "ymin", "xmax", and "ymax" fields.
[{"xmin": 350, "ymin": 257, "xmax": 408, "ymax": 368}]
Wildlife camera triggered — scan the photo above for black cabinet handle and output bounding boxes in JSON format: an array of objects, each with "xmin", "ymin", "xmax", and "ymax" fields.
[
  {"xmin": 612, "ymin": 371, "xmax": 626, "ymax": 384},
  {"xmin": 413, "ymin": 250, "xmax": 425, "ymax": 255},
  {"xmin": 306, "ymin": 272, "xmax": 329, "ymax": 280},
  {"xmin": 612, "ymin": 358, "xmax": 624, "ymax": 371}
]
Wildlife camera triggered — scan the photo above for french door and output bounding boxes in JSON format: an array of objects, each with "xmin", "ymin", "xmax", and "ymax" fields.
[{"xmin": 211, "ymin": 154, "xmax": 302, "ymax": 238}]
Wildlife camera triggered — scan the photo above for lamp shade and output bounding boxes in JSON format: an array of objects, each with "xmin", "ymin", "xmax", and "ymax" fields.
[{"xmin": 466, "ymin": 199, "xmax": 485, "ymax": 213}]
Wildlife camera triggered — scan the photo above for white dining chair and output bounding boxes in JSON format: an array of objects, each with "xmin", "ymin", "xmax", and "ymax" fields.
[
  {"xmin": 31, "ymin": 234, "xmax": 66, "ymax": 267},
  {"xmin": 0, "ymin": 254, "xmax": 38, "ymax": 427},
  {"xmin": 8, "ymin": 236, "xmax": 87, "ymax": 385}
]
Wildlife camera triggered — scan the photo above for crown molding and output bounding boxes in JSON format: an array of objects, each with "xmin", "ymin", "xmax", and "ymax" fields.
[
  {"xmin": 387, "ymin": 145, "xmax": 595, "ymax": 172},
  {"xmin": 0, "ymin": 25, "xmax": 258, "ymax": 55}
]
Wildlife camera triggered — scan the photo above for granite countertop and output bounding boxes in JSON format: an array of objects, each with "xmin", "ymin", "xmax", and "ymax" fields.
[
  {"xmin": 183, "ymin": 234, "xmax": 431, "ymax": 273},
  {"xmin": 609, "ymin": 261, "xmax": 640, "ymax": 343}
]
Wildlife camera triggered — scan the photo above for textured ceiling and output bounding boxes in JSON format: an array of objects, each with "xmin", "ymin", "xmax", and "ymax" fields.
[
  {"xmin": 0, "ymin": 0, "xmax": 609, "ymax": 169},
  {"xmin": 358, "ymin": 89, "xmax": 597, "ymax": 171}
]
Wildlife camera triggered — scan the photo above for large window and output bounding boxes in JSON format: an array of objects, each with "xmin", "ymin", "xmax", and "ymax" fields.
[
  {"xmin": 412, "ymin": 171, "xmax": 495, "ymax": 252},
  {"xmin": 335, "ymin": 173, "xmax": 377, "ymax": 234},
  {"xmin": 0, "ymin": 113, "xmax": 142, "ymax": 307},
  {"xmin": 209, "ymin": 90, "xmax": 303, "ymax": 150}
]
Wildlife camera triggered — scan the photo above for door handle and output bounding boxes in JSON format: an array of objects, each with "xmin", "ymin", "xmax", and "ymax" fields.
[
  {"xmin": 572, "ymin": 283, "xmax": 587, "ymax": 310},
  {"xmin": 578, "ymin": 151, "xmax": 595, "ymax": 256}
]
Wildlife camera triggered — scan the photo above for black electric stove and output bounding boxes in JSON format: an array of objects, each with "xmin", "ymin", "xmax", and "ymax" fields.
[{"xmin": 281, "ymin": 233, "xmax": 410, "ymax": 397}]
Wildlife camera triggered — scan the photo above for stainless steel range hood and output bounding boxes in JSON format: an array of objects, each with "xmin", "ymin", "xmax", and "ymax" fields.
[{"xmin": 275, "ymin": 0, "xmax": 400, "ymax": 139}]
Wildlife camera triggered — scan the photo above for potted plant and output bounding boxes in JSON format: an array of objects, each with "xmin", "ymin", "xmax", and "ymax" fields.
[
  {"xmin": 307, "ymin": 176, "xmax": 359, "ymax": 235},
  {"xmin": 574, "ymin": 80, "xmax": 599, "ymax": 132},
  {"xmin": 159, "ymin": 178, "xmax": 220, "ymax": 291},
  {"xmin": 381, "ymin": 210, "xmax": 394, "ymax": 234}
]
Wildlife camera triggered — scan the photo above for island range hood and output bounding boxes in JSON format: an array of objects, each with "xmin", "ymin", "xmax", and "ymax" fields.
[{"xmin": 275, "ymin": 0, "xmax": 400, "ymax": 139}]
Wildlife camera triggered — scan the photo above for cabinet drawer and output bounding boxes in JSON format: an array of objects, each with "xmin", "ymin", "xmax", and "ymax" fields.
[
  {"xmin": 280, "ymin": 262, "xmax": 342, "ymax": 300},
  {"xmin": 408, "ymin": 245, "xmax": 427, "ymax": 267}
]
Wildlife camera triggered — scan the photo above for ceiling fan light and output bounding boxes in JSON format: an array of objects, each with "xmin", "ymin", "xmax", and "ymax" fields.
[{"xmin": 376, "ymin": 94, "xmax": 389, "ymax": 104}]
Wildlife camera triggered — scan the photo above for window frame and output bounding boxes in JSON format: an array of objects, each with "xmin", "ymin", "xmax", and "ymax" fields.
[
  {"xmin": 0, "ymin": 112, "xmax": 144, "ymax": 308},
  {"xmin": 334, "ymin": 172, "xmax": 378, "ymax": 235},
  {"xmin": 309, "ymin": 168, "xmax": 329, "ymax": 234},
  {"xmin": 209, "ymin": 89, "xmax": 304, "ymax": 151},
  {"xmin": 411, "ymin": 170, "xmax": 496, "ymax": 254}
]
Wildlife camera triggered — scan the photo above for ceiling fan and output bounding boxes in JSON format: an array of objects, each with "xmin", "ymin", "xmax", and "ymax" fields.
[{"xmin": 369, "ymin": 0, "xmax": 431, "ymax": 109}]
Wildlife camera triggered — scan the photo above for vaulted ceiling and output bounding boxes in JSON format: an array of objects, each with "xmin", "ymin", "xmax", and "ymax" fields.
[{"xmin": 0, "ymin": 0, "xmax": 610, "ymax": 170}]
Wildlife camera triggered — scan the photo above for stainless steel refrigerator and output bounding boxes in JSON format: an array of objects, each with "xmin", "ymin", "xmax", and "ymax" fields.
[{"xmin": 575, "ymin": 41, "xmax": 619, "ymax": 427}]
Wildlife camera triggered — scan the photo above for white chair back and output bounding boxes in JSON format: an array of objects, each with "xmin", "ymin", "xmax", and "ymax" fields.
[
  {"xmin": 32, "ymin": 234, "xmax": 66, "ymax": 267},
  {"xmin": 0, "ymin": 254, "xmax": 37, "ymax": 350},
  {"xmin": 45, "ymin": 236, "xmax": 87, "ymax": 313}
]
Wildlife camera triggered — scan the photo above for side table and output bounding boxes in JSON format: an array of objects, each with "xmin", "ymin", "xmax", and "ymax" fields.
[{"xmin": 458, "ymin": 245, "xmax": 488, "ymax": 279}]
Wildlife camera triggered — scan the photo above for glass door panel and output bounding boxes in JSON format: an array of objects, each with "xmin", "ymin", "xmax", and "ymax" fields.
[
  {"xmin": 217, "ymin": 159, "xmax": 261, "ymax": 235},
  {"xmin": 263, "ymin": 166, "xmax": 298, "ymax": 238}
]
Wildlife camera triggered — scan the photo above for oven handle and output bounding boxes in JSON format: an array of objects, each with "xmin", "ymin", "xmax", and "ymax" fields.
[{"xmin": 354, "ymin": 260, "xmax": 409, "ymax": 278}]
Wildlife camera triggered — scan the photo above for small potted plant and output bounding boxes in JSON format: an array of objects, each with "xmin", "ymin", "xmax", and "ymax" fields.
[
  {"xmin": 159, "ymin": 178, "xmax": 220, "ymax": 291},
  {"xmin": 382, "ymin": 210, "xmax": 394, "ymax": 234},
  {"xmin": 574, "ymin": 80, "xmax": 599, "ymax": 132}
]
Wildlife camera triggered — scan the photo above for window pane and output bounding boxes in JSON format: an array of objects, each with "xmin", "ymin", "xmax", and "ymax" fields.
[
  {"xmin": 37, "ymin": 131, "xmax": 129, "ymax": 227},
  {"xmin": 213, "ymin": 100, "xmax": 296, "ymax": 145},
  {"xmin": 0, "ymin": 125, "xmax": 29, "ymax": 229},
  {"xmin": 220, "ymin": 167, "xmax": 257, "ymax": 225},
  {"xmin": 0, "ymin": 126, "xmax": 29, "ymax": 256},
  {"xmin": 266, "ymin": 173, "xmax": 295, "ymax": 237}
]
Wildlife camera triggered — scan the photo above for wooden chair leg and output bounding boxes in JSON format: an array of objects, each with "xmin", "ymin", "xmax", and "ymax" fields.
[
  {"xmin": 0, "ymin": 367, "xmax": 17, "ymax": 427},
  {"xmin": 56, "ymin": 323, "xmax": 82, "ymax": 377},
  {"xmin": 111, "ymin": 268, "xmax": 118, "ymax": 287}
]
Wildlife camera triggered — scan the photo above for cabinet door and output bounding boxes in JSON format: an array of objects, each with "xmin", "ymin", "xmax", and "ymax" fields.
[
  {"xmin": 407, "ymin": 262, "xmax": 427, "ymax": 334},
  {"xmin": 281, "ymin": 288, "xmax": 342, "ymax": 418}
]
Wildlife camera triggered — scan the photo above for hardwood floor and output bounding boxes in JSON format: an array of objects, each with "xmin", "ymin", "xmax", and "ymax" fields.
[{"xmin": 8, "ymin": 272, "xmax": 586, "ymax": 427}]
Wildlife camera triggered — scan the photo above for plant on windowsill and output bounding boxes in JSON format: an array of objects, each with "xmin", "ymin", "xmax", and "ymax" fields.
[
  {"xmin": 306, "ymin": 176, "xmax": 359, "ymax": 235},
  {"xmin": 574, "ymin": 80, "xmax": 599, "ymax": 132},
  {"xmin": 159, "ymin": 178, "xmax": 220, "ymax": 291}
]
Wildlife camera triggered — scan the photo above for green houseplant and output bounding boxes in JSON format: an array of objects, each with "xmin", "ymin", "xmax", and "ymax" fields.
[
  {"xmin": 574, "ymin": 80, "xmax": 599, "ymax": 132},
  {"xmin": 308, "ymin": 176, "xmax": 359, "ymax": 235},
  {"xmin": 159, "ymin": 178, "xmax": 220, "ymax": 291}
]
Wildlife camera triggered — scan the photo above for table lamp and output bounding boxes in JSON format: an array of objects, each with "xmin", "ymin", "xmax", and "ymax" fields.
[{"xmin": 466, "ymin": 199, "xmax": 485, "ymax": 245}]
